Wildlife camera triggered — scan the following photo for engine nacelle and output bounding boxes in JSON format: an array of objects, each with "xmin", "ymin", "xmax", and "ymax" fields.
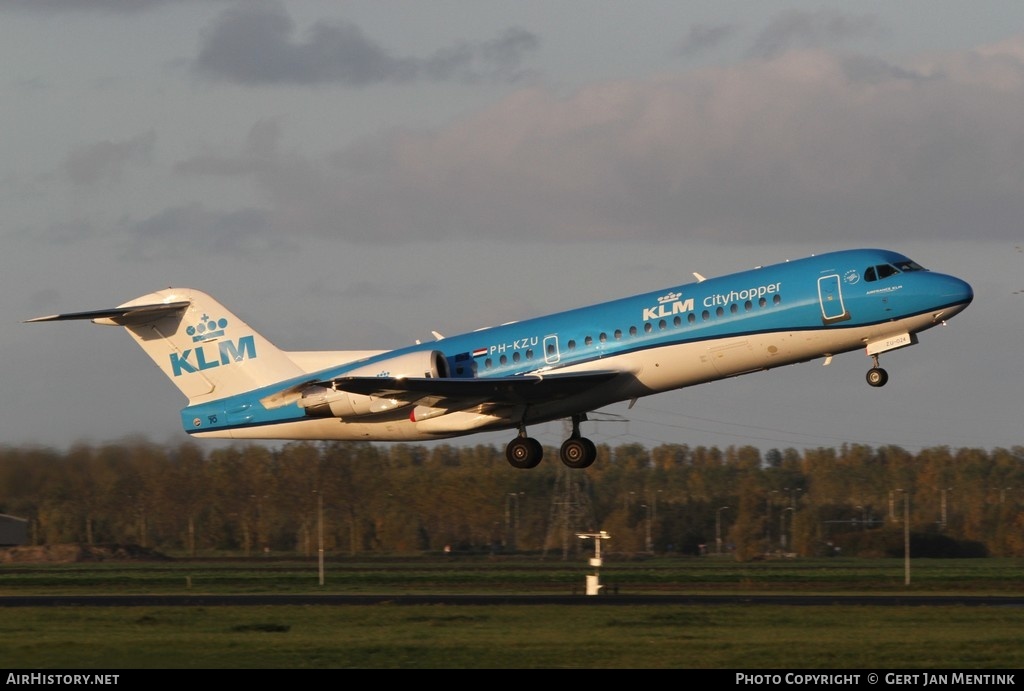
[{"xmin": 299, "ymin": 350, "xmax": 449, "ymax": 419}]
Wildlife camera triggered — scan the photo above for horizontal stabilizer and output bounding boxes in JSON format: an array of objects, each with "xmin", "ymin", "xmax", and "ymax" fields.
[{"xmin": 25, "ymin": 301, "xmax": 190, "ymax": 326}]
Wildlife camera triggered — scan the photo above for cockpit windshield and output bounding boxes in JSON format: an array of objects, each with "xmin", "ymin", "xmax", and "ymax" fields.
[{"xmin": 864, "ymin": 259, "xmax": 925, "ymax": 282}]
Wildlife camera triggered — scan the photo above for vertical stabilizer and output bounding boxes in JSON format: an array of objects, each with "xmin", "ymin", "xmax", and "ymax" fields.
[{"xmin": 26, "ymin": 288, "xmax": 305, "ymax": 404}]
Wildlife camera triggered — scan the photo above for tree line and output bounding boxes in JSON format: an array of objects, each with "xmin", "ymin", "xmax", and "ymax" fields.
[{"xmin": 1, "ymin": 438, "xmax": 1021, "ymax": 559}]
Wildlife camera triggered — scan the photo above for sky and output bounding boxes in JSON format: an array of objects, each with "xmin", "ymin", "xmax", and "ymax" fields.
[{"xmin": 2, "ymin": 1, "xmax": 1022, "ymax": 458}]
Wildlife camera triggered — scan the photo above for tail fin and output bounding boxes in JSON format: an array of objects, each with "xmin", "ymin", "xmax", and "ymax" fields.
[{"xmin": 26, "ymin": 288, "xmax": 305, "ymax": 404}]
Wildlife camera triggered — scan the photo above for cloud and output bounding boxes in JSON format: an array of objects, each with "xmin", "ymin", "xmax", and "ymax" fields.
[
  {"xmin": 676, "ymin": 23, "xmax": 740, "ymax": 57},
  {"xmin": 194, "ymin": 1, "xmax": 539, "ymax": 86},
  {"xmin": 747, "ymin": 9, "xmax": 884, "ymax": 60},
  {"xmin": 120, "ymin": 203, "xmax": 293, "ymax": 260},
  {"xmin": 177, "ymin": 37, "xmax": 1023, "ymax": 247},
  {"xmin": 64, "ymin": 131, "xmax": 156, "ymax": 186},
  {"xmin": 0, "ymin": 0, "xmax": 225, "ymax": 12}
]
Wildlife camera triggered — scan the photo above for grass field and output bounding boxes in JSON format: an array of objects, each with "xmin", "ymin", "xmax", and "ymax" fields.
[{"xmin": 2, "ymin": 554, "xmax": 1023, "ymax": 669}]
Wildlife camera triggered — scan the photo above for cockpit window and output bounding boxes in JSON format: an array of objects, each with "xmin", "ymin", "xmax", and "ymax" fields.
[
  {"xmin": 894, "ymin": 260, "xmax": 925, "ymax": 272},
  {"xmin": 876, "ymin": 264, "xmax": 899, "ymax": 279},
  {"xmin": 864, "ymin": 260, "xmax": 924, "ymax": 282}
]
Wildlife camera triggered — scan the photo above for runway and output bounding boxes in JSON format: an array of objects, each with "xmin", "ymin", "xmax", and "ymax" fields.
[{"xmin": 2, "ymin": 594, "xmax": 1022, "ymax": 607}]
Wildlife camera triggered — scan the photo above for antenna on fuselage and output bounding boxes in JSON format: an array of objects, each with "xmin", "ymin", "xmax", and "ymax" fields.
[{"xmin": 693, "ymin": 272, "xmax": 706, "ymax": 282}]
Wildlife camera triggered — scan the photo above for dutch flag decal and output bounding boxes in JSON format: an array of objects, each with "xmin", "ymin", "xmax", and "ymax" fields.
[{"xmin": 472, "ymin": 347, "xmax": 488, "ymax": 358}]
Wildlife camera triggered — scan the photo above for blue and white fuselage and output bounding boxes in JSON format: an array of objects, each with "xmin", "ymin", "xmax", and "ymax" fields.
[{"xmin": 26, "ymin": 248, "xmax": 973, "ymax": 469}]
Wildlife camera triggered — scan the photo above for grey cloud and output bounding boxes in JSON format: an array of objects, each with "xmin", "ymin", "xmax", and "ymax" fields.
[
  {"xmin": 194, "ymin": 1, "xmax": 539, "ymax": 86},
  {"xmin": 0, "ymin": 0, "xmax": 226, "ymax": 12},
  {"xmin": 64, "ymin": 131, "xmax": 156, "ymax": 185},
  {"xmin": 122, "ymin": 203, "xmax": 293, "ymax": 260},
  {"xmin": 747, "ymin": 9, "xmax": 884, "ymax": 59},
  {"xmin": 676, "ymin": 23, "xmax": 739, "ymax": 57},
  {"xmin": 839, "ymin": 55, "xmax": 935, "ymax": 85},
  {"xmin": 175, "ymin": 120, "xmax": 284, "ymax": 176},
  {"xmin": 224, "ymin": 41, "xmax": 1024, "ymax": 247}
]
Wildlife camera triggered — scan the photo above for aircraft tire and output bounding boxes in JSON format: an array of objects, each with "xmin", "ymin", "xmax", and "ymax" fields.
[
  {"xmin": 866, "ymin": 367, "xmax": 889, "ymax": 387},
  {"xmin": 506, "ymin": 437, "xmax": 543, "ymax": 469},
  {"xmin": 560, "ymin": 437, "xmax": 597, "ymax": 469}
]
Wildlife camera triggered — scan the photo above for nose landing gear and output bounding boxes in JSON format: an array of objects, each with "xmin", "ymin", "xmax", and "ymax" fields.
[{"xmin": 866, "ymin": 354, "xmax": 889, "ymax": 387}]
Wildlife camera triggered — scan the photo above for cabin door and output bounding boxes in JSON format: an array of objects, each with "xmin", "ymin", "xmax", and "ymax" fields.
[{"xmin": 818, "ymin": 274, "xmax": 850, "ymax": 324}]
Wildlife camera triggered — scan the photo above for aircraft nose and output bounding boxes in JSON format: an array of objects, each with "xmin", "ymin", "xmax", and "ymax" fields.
[
  {"xmin": 931, "ymin": 273, "xmax": 973, "ymax": 319},
  {"xmin": 944, "ymin": 275, "xmax": 974, "ymax": 306}
]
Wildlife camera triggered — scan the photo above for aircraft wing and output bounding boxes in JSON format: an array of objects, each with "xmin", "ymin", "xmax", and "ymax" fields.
[{"xmin": 326, "ymin": 370, "xmax": 623, "ymax": 406}]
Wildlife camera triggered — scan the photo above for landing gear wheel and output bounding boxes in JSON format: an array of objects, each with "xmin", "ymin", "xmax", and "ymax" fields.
[
  {"xmin": 560, "ymin": 437, "xmax": 597, "ymax": 469},
  {"xmin": 506, "ymin": 436, "xmax": 543, "ymax": 469},
  {"xmin": 866, "ymin": 367, "xmax": 889, "ymax": 387}
]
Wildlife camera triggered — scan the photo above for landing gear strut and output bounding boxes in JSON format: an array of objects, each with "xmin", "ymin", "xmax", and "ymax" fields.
[
  {"xmin": 560, "ymin": 414, "xmax": 597, "ymax": 469},
  {"xmin": 866, "ymin": 354, "xmax": 889, "ymax": 387},
  {"xmin": 504, "ymin": 414, "xmax": 598, "ymax": 469}
]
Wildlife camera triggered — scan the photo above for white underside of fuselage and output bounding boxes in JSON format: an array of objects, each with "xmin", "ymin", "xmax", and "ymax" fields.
[{"xmin": 192, "ymin": 311, "xmax": 945, "ymax": 443}]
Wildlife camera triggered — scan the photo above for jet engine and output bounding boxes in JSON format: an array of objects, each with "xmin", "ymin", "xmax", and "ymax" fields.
[{"xmin": 299, "ymin": 350, "xmax": 448, "ymax": 419}]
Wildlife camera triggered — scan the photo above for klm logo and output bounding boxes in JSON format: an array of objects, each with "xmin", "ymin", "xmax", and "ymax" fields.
[
  {"xmin": 171, "ymin": 313, "xmax": 257, "ymax": 377},
  {"xmin": 187, "ymin": 314, "xmax": 227, "ymax": 342},
  {"xmin": 642, "ymin": 291, "xmax": 694, "ymax": 321},
  {"xmin": 171, "ymin": 335, "xmax": 257, "ymax": 376}
]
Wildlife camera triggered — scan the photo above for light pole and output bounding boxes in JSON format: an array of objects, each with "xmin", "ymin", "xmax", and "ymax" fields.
[
  {"xmin": 939, "ymin": 487, "xmax": 952, "ymax": 530},
  {"xmin": 780, "ymin": 506, "xmax": 794, "ymax": 551},
  {"xmin": 716, "ymin": 506, "xmax": 729, "ymax": 555},
  {"xmin": 896, "ymin": 489, "xmax": 910, "ymax": 586},
  {"xmin": 315, "ymin": 490, "xmax": 324, "ymax": 586},
  {"xmin": 506, "ymin": 492, "xmax": 524, "ymax": 552},
  {"xmin": 651, "ymin": 489, "xmax": 662, "ymax": 553},
  {"xmin": 765, "ymin": 490, "xmax": 778, "ymax": 554},
  {"xmin": 641, "ymin": 504, "xmax": 653, "ymax": 554}
]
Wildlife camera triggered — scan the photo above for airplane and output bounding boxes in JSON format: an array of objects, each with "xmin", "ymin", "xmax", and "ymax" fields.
[{"xmin": 25, "ymin": 248, "xmax": 973, "ymax": 470}]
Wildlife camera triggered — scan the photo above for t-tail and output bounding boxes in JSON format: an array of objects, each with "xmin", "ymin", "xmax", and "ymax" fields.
[{"xmin": 25, "ymin": 288, "xmax": 306, "ymax": 405}]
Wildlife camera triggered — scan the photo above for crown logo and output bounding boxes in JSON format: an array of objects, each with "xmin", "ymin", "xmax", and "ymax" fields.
[
  {"xmin": 186, "ymin": 313, "xmax": 228, "ymax": 342},
  {"xmin": 658, "ymin": 291, "xmax": 682, "ymax": 304}
]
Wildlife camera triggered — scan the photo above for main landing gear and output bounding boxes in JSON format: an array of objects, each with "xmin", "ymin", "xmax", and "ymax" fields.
[
  {"xmin": 504, "ymin": 414, "xmax": 598, "ymax": 469},
  {"xmin": 866, "ymin": 354, "xmax": 889, "ymax": 388}
]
